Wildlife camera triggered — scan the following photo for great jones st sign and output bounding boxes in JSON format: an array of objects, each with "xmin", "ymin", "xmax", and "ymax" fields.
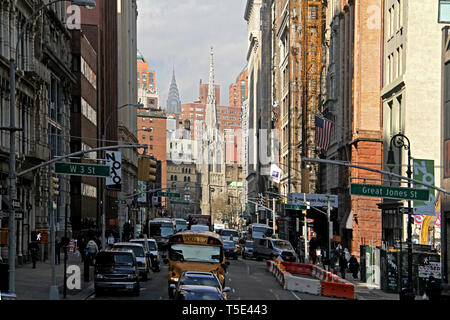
[{"xmin": 350, "ymin": 183, "xmax": 430, "ymax": 201}]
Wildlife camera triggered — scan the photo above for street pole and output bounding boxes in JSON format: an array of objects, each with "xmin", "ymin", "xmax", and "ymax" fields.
[
  {"xmin": 49, "ymin": 197, "xmax": 59, "ymax": 300},
  {"xmin": 63, "ymin": 204, "xmax": 68, "ymax": 299},
  {"xmin": 406, "ymin": 148, "xmax": 413, "ymax": 295},
  {"xmin": 304, "ymin": 194, "xmax": 308, "ymax": 264},
  {"xmin": 327, "ymin": 198, "xmax": 332, "ymax": 269},
  {"xmin": 272, "ymin": 197, "xmax": 276, "ymax": 237}
]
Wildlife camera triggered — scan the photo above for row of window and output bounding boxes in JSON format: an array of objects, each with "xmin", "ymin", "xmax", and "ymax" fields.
[
  {"xmin": 169, "ymin": 175, "xmax": 192, "ymax": 182},
  {"xmin": 386, "ymin": 0, "xmax": 403, "ymax": 39},
  {"xmin": 81, "ymin": 56, "xmax": 97, "ymax": 89},
  {"xmin": 81, "ymin": 97, "xmax": 97, "ymax": 126}
]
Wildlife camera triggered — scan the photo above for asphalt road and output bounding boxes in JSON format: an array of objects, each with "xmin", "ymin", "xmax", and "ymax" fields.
[{"xmin": 88, "ymin": 253, "xmax": 338, "ymax": 300}]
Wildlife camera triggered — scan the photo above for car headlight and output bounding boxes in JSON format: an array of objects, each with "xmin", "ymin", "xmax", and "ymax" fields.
[
  {"xmin": 95, "ymin": 274, "xmax": 104, "ymax": 279},
  {"xmin": 170, "ymin": 277, "xmax": 179, "ymax": 282},
  {"xmin": 127, "ymin": 274, "xmax": 135, "ymax": 279}
]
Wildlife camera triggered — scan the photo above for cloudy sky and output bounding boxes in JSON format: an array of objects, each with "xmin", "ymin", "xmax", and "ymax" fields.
[{"xmin": 137, "ymin": 0, "xmax": 248, "ymax": 107}]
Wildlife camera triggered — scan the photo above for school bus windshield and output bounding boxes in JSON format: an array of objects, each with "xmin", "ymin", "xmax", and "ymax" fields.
[{"xmin": 169, "ymin": 244, "xmax": 221, "ymax": 263}]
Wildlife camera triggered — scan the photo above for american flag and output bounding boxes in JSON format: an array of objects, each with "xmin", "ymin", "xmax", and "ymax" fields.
[{"xmin": 315, "ymin": 115, "xmax": 333, "ymax": 152}]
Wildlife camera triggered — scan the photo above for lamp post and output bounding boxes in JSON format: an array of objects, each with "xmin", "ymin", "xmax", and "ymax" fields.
[
  {"xmin": 387, "ymin": 133, "xmax": 414, "ymax": 298},
  {"xmin": 2, "ymin": 0, "xmax": 96, "ymax": 298},
  {"xmin": 102, "ymin": 103, "xmax": 143, "ymax": 247}
]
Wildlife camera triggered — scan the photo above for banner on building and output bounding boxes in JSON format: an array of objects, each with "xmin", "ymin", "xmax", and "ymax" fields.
[
  {"xmin": 270, "ymin": 164, "xmax": 281, "ymax": 184},
  {"xmin": 106, "ymin": 151, "xmax": 122, "ymax": 191},
  {"xmin": 413, "ymin": 159, "xmax": 435, "ymax": 216}
]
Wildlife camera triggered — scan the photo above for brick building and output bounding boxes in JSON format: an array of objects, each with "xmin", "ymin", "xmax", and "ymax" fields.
[
  {"xmin": 323, "ymin": 0, "xmax": 383, "ymax": 256},
  {"xmin": 229, "ymin": 66, "xmax": 248, "ymax": 107}
]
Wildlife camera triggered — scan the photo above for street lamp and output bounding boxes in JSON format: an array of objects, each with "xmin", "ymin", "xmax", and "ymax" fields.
[
  {"xmin": 387, "ymin": 133, "xmax": 414, "ymax": 299},
  {"xmin": 102, "ymin": 103, "xmax": 144, "ymax": 247},
  {"xmin": 2, "ymin": 0, "xmax": 95, "ymax": 298}
]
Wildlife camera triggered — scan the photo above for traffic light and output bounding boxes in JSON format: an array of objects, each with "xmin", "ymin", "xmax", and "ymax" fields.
[
  {"xmin": 50, "ymin": 176, "xmax": 60, "ymax": 200},
  {"xmin": 138, "ymin": 156, "xmax": 157, "ymax": 182},
  {"xmin": 264, "ymin": 195, "xmax": 269, "ymax": 209}
]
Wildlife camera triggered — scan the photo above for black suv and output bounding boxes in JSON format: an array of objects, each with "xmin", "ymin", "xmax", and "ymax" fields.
[{"xmin": 94, "ymin": 249, "xmax": 140, "ymax": 296}]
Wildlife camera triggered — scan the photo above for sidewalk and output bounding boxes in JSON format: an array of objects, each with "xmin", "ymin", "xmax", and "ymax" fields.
[
  {"xmin": 9, "ymin": 251, "xmax": 95, "ymax": 300},
  {"xmin": 343, "ymin": 272, "xmax": 423, "ymax": 301}
]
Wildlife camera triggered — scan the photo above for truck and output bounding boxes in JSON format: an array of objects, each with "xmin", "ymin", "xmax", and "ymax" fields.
[{"xmin": 188, "ymin": 214, "xmax": 212, "ymax": 231}]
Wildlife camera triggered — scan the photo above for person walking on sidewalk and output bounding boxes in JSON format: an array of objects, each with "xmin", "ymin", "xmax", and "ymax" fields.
[
  {"xmin": 107, "ymin": 233, "xmax": 115, "ymax": 248},
  {"xmin": 339, "ymin": 252, "xmax": 348, "ymax": 279},
  {"xmin": 29, "ymin": 241, "xmax": 39, "ymax": 269},
  {"xmin": 349, "ymin": 255, "xmax": 359, "ymax": 279},
  {"xmin": 87, "ymin": 238, "xmax": 99, "ymax": 266},
  {"xmin": 55, "ymin": 237, "xmax": 61, "ymax": 265},
  {"xmin": 425, "ymin": 275, "xmax": 441, "ymax": 301}
]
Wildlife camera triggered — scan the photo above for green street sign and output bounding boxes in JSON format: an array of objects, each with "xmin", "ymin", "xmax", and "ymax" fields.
[
  {"xmin": 350, "ymin": 183, "xmax": 429, "ymax": 201},
  {"xmin": 284, "ymin": 204, "xmax": 307, "ymax": 211},
  {"xmin": 159, "ymin": 192, "xmax": 181, "ymax": 198},
  {"xmin": 55, "ymin": 162, "xmax": 110, "ymax": 177},
  {"xmin": 170, "ymin": 200, "xmax": 189, "ymax": 205}
]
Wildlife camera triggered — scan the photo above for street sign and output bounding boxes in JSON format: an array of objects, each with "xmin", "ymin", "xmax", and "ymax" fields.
[
  {"xmin": 350, "ymin": 183, "xmax": 429, "ymax": 201},
  {"xmin": 55, "ymin": 162, "xmax": 110, "ymax": 177},
  {"xmin": 284, "ymin": 204, "xmax": 307, "ymax": 211},
  {"xmin": 291, "ymin": 193, "xmax": 338, "ymax": 208},
  {"xmin": 170, "ymin": 200, "xmax": 190, "ymax": 205},
  {"xmin": 158, "ymin": 192, "xmax": 181, "ymax": 198}
]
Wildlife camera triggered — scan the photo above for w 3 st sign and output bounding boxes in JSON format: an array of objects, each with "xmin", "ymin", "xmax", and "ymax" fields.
[{"xmin": 106, "ymin": 151, "xmax": 122, "ymax": 192}]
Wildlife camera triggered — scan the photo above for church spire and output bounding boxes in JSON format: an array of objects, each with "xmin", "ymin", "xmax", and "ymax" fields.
[{"xmin": 205, "ymin": 47, "xmax": 218, "ymax": 130}]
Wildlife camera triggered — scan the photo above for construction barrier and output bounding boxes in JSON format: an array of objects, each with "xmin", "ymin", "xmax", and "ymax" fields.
[
  {"xmin": 265, "ymin": 260, "xmax": 354, "ymax": 299},
  {"xmin": 284, "ymin": 274, "xmax": 321, "ymax": 295},
  {"xmin": 321, "ymin": 280, "xmax": 355, "ymax": 300},
  {"xmin": 280, "ymin": 262, "xmax": 313, "ymax": 276}
]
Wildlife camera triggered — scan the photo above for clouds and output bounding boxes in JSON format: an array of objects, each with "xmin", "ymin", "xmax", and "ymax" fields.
[{"xmin": 137, "ymin": 0, "xmax": 248, "ymax": 107}]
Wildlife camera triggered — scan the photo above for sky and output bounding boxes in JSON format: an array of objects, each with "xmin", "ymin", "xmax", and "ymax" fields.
[{"xmin": 137, "ymin": 0, "xmax": 248, "ymax": 107}]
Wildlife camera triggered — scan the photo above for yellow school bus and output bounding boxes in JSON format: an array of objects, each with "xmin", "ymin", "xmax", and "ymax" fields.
[{"xmin": 165, "ymin": 230, "xmax": 228, "ymax": 295}]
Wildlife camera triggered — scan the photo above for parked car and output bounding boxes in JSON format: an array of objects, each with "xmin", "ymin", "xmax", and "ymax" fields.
[
  {"xmin": 94, "ymin": 249, "xmax": 140, "ymax": 296},
  {"xmin": 173, "ymin": 285, "xmax": 227, "ymax": 300},
  {"xmin": 130, "ymin": 238, "xmax": 160, "ymax": 272},
  {"xmin": 113, "ymin": 242, "xmax": 151, "ymax": 280},
  {"xmin": 223, "ymin": 240, "xmax": 239, "ymax": 260},
  {"xmin": 169, "ymin": 271, "xmax": 230, "ymax": 299},
  {"xmin": 253, "ymin": 238, "xmax": 298, "ymax": 262},
  {"xmin": 242, "ymin": 240, "xmax": 255, "ymax": 259}
]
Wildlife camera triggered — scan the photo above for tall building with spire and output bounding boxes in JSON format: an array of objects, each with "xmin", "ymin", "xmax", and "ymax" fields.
[
  {"xmin": 200, "ymin": 48, "xmax": 226, "ymax": 222},
  {"xmin": 166, "ymin": 68, "xmax": 181, "ymax": 114}
]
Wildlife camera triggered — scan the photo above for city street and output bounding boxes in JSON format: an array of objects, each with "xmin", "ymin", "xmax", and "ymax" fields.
[{"xmin": 87, "ymin": 254, "xmax": 338, "ymax": 301}]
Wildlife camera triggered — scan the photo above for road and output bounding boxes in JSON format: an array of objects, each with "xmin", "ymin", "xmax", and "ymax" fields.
[{"xmin": 88, "ymin": 254, "xmax": 338, "ymax": 300}]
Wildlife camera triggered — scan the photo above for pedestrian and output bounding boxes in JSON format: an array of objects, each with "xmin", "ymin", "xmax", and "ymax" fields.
[
  {"xmin": 310, "ymin": 247, "xmax": 317, "ymax": 264},
  {"xmin": 87, "ymin": 238, "xmax": 99, "ymax": 266},
  {"xmin": 344, "ymin": 247, "xmax": 351, "ymax": 262},
  {"xmin": 29, "ymin": 241, "xmax": 39, "ymax": 269},
  {"xmin": 425, "ymin": 276, "xmax": 441, "ymax": 301},
  {"xmin": 55, "ymin": 237, "xmax": 61, "ymax": 265},
  {"xmin": 78, "ymin": 237, "xmax": 86, "ymax": 262},
  {"xmin": 107, "ymin": 233, "xmax": 115, "ymax": 248},
  {"xmin": 339, "ymin": 252, "xmax": 348, "ymax": 279},
  {"xmin": 349, "ymin": 255, "xmax": 359, "ymax": 279},
  {"xmin": 316, "ymin": 247, "xmax": 322, "ymax": 265},
  {"xmin": 322, "ymin": 248, "xmax": 329, "ymax": 270}
]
